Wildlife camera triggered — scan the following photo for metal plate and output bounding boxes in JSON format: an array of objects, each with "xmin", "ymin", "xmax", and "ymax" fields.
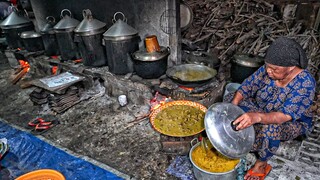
[
  {"xmin": 149, "ymin": 100, "xmax": 207, "ymax": 137},
  {"xmin": 180, "ymin": 2, "xmax": 193, "ymax": 30}
]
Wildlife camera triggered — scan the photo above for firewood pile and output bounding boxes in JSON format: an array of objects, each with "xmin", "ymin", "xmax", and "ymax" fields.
[{"xmin": 183, "ymin": 0, "xmax": 320, "ymax": 77}]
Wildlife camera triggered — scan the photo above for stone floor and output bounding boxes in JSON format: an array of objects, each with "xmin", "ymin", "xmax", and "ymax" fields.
[{"xmin": 245, "ymin": 116, "xmax": 320, "ymax": 180}]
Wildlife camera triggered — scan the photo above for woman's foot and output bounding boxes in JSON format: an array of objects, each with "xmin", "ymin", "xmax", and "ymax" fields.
[{"xmin": 244, "ymin": 160, "xmax": 272, "ymax": 180}]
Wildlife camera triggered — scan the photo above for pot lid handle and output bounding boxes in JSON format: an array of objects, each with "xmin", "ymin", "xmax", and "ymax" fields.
[
  {"xmin": 46, "ymin": 16, "xmax": 55, "ymax": 23},
  {"xmin": 8, "ymin": 6, "xmax": 28, "ymax": 17},
  {"xmin": 82, "ymin": 9, "xmax": 93, "ymax": 20},
  {"xmin": 8, "ymin": 6, "xmax": 17, "ymax": 13},
  {"xmin": 112, "ymin": 12, "xmax": 127, "ymax": 24},
  {"xmin": 60, "ymin": 9, "xmax": 72, "ymax": 18}
]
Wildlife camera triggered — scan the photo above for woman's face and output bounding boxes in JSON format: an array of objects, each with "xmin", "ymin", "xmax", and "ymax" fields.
[{"xmin": 265, "ymin": 63, "xmax": 294, "ymax": 81}]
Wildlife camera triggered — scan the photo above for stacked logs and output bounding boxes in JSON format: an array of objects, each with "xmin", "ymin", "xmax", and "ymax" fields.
[{"xmin": 183, "ymin": 0, "xmax": 320, "ymax": 77}]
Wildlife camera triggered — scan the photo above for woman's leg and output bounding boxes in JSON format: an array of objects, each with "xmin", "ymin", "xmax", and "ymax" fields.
[{"xmin": 245, "ymin": 122, "xmax": 306, "ymax": 179}]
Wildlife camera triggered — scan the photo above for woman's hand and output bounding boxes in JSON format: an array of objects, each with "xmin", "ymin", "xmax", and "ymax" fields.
[{"xmin": 233, "ymin": 112, "xmax": 262, "ymax": 130}]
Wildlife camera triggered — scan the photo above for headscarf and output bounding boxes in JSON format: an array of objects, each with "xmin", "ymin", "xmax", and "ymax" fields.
[{"xmin": 265, "ymin": 37, "xmax": 308, "ymax": 69}]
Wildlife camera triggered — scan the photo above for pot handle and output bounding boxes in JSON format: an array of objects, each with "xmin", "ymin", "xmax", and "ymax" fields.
[
  {"xmin": 8, "ymin": 6, "xmax": 29, "ymax": 17},
  {"xmin": 112, "ymin": 12, "xmax": 127, "ymax": 24},
  {"xmin": 190, "ymin": 138, "xmax": 199, "ymax": 147},
  {"xmin": 82, "ymin": 9, "xmax": 93, "ymax": 20},
  {"xmin": 230, "ymin": 120, "xmax": 239, "ymax": 131},
  {"xmin": 46, "ymin": 16, "xmax": 55, "ymax": 23},
  {"xmin": 101, "ymin": 39, "xmax": 105, "ymax": 46},
  {"xmin": 60, "ymin": 9, "xmax": 72, "ymax": 18},
  {"xmin": 8, "ymin": 6, "xmax": 17, "ymax": 13}
]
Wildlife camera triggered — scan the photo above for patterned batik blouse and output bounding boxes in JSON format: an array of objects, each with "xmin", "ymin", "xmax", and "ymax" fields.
[{"xmin": 237, "ymin": 65, "xmax": 316, "ymax": 128}]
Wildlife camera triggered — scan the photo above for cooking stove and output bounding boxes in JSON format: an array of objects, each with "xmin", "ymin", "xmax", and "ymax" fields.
[{"xmin": 152, "ymin": 77, "xmax": 224, "ymax": 107}]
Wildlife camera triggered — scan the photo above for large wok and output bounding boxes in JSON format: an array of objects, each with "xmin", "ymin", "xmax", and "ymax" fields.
[{"xmin": 166, "ymin": 64, "xmax": 217, "ymax": 87}]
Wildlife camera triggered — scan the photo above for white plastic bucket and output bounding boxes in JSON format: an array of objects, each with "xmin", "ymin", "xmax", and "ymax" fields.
[{"xmin": 223, "ymin": 83, "xmax": 241, "ymax": 98}]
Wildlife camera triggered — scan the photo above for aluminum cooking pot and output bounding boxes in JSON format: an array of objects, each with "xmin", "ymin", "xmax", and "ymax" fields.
[
  {"xmin": 53, "ymin": 9, "xmax": 80, "ymax": 61},
  {"xmin": 0, "ymin": 6, "xmax": 34, "ymax": 48},
  {"xmin": 189, "ymin": 140, "xmax": 240, "ymax": 180},
  {"xmin": 132, "ymin": 46, "xmax": 170, "ymax": 79},
  {"xmin": 166, "ymin": 64, "xmax": 217, "ymax": 87},
  {"xmin": 40, "ymin": 16, "xmax": 60, "ymax": 56},
  {"xmin": 20, "ymin": 30, "xmax": 44, "ymax": 52},
  {"xmin": 74, "ymin": 9, "xmax": 107, "ymax": 67},
  {"xmin": 102, "ymin": 12, "xmax": 140, "ymax": 74},
  {"xmin": 231, "ymin": 53, "xmax": 264, "ymax": 83}
]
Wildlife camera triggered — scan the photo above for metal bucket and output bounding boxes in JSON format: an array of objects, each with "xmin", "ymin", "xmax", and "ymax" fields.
[{"xmin": 189, "ymin": 141, "xmax": 239, "ymax": 180}]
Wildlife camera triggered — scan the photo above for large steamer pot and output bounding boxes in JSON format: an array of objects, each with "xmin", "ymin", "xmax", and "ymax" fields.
[
  {"xmin": 20, "ymin": 31, "xmax": 44, "ymax": 52},
  {"xmin": 53, "ymin": 9, "xmax": 80, "ymax": 61},
  {"xmin": 40, "ymin": 16, "xmax": 60, "ymax": 56},
  {"xmin": 231, "ymin": 53, "xmax": 264, "ymax": 83},
  {"xmin": 103, "ymin": 12, "xmax": 140, "ymax": 74},
  {"xmin": 189, "ymin": 141, "xmax": 239, "ymax": 180},
  {"xmin": 74, "ymin": 9, "xmax": 107, "ymax": 67},
  {"xmin": 132, "ymin": 46, "xmax": 170, "ymax": 79},
  {"xmin": 0, "ymin": 7, "xmax": 34, "ymax": 49}
]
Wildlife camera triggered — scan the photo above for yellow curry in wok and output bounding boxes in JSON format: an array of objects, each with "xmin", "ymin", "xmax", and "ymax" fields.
[{"xmin": 152, "ymin": 104, "xmax": 205, "ymax": 136}]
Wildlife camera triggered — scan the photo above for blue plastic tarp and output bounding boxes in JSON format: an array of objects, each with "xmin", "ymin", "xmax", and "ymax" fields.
[{"xmin": 0, "ymin": 120, "xmax": 124, "ymax": 180}]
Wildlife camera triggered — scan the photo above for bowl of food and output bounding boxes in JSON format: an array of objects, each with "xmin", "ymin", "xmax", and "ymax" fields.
[{"xmin": 149, "ymin": 100, "xmax": 207, "ymax": 137}]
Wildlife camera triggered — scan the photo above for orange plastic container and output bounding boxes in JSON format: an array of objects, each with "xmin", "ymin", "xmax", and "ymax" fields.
[
  {"xmin": 15, "ymin": 169, "xmax": 65, "ymax": 180},
  {"xmin": 145, "ymin": 35, "xmax": 160, "ymax": 53}
]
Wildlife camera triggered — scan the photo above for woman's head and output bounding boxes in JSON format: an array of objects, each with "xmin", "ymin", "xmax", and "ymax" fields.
[
  {"xmin": 264, "ymin": 37, "xmax": 308, "ymax": 69},
  {"xmin": 265, "ymin": 63, "xmax": 295, "ymax": 81}
]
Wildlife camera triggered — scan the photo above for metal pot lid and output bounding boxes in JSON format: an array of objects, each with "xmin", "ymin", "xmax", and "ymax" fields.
[
  {"xmin": 0, "ymin": 7, "xmax": 33, "ymax": 29},
  {"xmin": 180, "ymin": 2, "xmax": 193, "ymax": 30},
  {"xmin": 20, "ymin": 31, "xmax": 41, "ymax": 38},
  {"xmin": 204, "ymin": 102, "xmax": 255, "ymax": 159},
  {"xmin": 53, "ymin": 9, "xmax": 80, "ymax": 32},
  {"xmin": 233, "ymin": 53, "xmax": 264, "ymax": 68},
  {"xmin": 132, "ymin": 46, "xmax": 170, "ymax": 62},
  {"xmin": 40, "ymin": 16, "xmax": 56, "ymax": 34},
  {"xmin": 103, "ymin": 12, "xmax": 138, "ymax": 41},
  {"xmin": 74, "ymin": 9, "xmax": 107, "ymax": 36}
]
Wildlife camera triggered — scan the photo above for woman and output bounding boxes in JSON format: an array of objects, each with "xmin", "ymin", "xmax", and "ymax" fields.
[{"xmin": 230, "ymin": 37, "xmax": 316, "ymax": 180}]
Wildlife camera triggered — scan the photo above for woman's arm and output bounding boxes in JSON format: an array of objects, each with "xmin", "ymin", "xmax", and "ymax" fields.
[
  {"xmin": 231, "ymin": 91, "xmax": 243, "ymax": 105},
  {"xmin": 233, "ymin": 111, "xmax": 292, "ymax": 130}
]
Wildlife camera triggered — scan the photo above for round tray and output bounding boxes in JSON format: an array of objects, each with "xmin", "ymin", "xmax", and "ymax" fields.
[
  {"xmin": 149, "ymin": 100, "xmax": 207, "ymax": 137},
  {"xmin": 16, "ymin": 169, "xmax": 65, "ymax": 180}
]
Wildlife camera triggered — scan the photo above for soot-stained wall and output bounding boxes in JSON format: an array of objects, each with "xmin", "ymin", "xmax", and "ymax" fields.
[{"xmin": 30, "ymin": 0, "xmax": 181, "ymax": 65}]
